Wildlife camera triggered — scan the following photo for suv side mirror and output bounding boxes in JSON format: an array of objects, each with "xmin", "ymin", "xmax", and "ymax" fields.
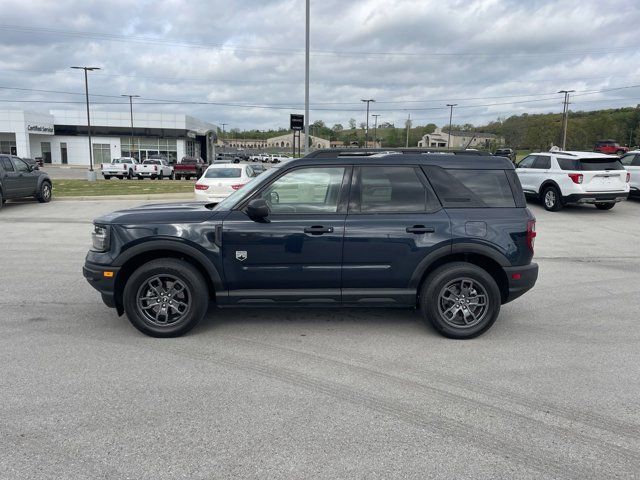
[{"xmin": 246, "ymin": 198, "xmax": 270, "ymax": 222}]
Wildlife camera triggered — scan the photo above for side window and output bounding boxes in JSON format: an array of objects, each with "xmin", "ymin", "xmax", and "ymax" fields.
[
  {"xmin": 261, "ymin": 167, "xmax": 345, "ymax": 214},
  {"xmin": 518, "ymin": 155, "xmax": 536, "ymax": 168},
  {"xmin": 1, "ymin": 156, "xmax": 14, "ymax": 172},
  {"xmin": 632, "ymin": 155, "xmax": 640, "ymax": 167},
  {"xmin": 357, "ymin": 166, "xmax": 438, "ymax": 213},
  {"xmin": 13, "ymin": 158, "xmax": 29, "ymax": 173},
  {"xmin": 532, "ymin": 156, "xmax": 551, "ymax": 169},
  {"xmin": 620, "ymin": 154, "xmax": 634, "ymax": 166}
]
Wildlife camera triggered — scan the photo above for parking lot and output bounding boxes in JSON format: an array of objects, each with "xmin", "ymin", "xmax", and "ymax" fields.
[{"xmin": 1, "ymin": 198, "xmax": 640, "ymax": 479}]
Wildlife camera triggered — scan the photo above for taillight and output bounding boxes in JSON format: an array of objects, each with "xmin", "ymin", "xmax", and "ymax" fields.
[
  {"xmin": 195, "ymin": 184, "xmax": 209, "ymax": 190},
  {"xmin": 526, "ymin": 219, "xmax": 536, "ymax": 253},
  {"xmin": 626, "ymin": 172, "xmax": 631, "ymax": 183},
  {"xmin": 231, "ymin": 184, "xmax": 245, "ymax": 190},
  {"xmin": 568, "ymin": 173, "xmax": 583, "ymax": 184}
]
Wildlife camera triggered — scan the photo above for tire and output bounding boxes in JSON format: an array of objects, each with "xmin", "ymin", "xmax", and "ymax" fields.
[
  {"xmin": 122, "ymin": 258, "xmax": 209, "ymax": 337},
  {"xmin": 0, "ymin": 189, "xmax": 4, "ymax": 210},
  {"xmin": 185, "ymin": 175, "xmax": 191, "ymax": 180},
  {"xmin": 36, "ymin": 181, "xmax": 52, "ymax": 203},
  {"xmin": 158, "ymin": 171, "xmax": 164, "ymax": 180},
  {"xmin": 170, "ymin": 172, "xmax": 175, "ymax": 180},
  {"xmin": 176, "ymin": 174, "xmax": 182, "ymax": 181},
  {"xmin": 103, "ymin": 175, "xmax": 111, "ymax": 180},
  {"xmin": 595, "ymin": 202, "xmax": 615, "ymax": 210},
  {"xmin": 127, "ymin": 169, "xmax": 133, "ymax": 180},
  {"xmin": 420, "ymin": 262, "xmax": 501, "ymax": 339},
  {"xmin": 541, "ymin": 185, "xmax": 563, "ymax": 211}
]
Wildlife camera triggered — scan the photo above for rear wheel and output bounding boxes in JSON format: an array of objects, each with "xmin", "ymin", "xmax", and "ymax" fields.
[
  {"xmin": 103, "ymin": 175, "xmax": 111, "ymax": 180},
  {"xmin": 595, "ymin": 202, "xmax": 615, "ymax": 210},
  {"xmin": 158, "ymin": 171, "xmax": 164, "ymax": 180},
  {"xmin": 541, "ymin": 185, "xmax": 563, "ymax": 211},
  {"xmin": 420, "ymin": 262, "xmax": 501, "ymax": 339},
  {"xmin": 127, "ymin": 169, "xmax": 133, "ymax": 180},
  {"xmin": 36, "ymin": 182, "xmax": 52, "ymax": 203},
  {"xmin": 176, "ymin": 174, "xmax": 182, "ymax": 180},
  {"xmin": 122, "ymin": 258, "xmax": 209, "ymax": 337}
]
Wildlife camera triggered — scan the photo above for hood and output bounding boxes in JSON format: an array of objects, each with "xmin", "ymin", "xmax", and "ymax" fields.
[{"xmin": 94, "ymin": 201, "xmax": 222, "ymax": 225}]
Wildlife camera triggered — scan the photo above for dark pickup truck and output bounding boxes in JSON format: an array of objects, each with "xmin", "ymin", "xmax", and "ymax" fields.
[{"xmin": 174, "ymin": 156, "xmax": 207, "ymax": 180}]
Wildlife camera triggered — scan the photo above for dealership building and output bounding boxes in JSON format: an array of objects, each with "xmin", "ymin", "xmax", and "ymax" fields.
[{"xmin": 0, "ymin": 109, "xmax": 218, "ymax": 165}]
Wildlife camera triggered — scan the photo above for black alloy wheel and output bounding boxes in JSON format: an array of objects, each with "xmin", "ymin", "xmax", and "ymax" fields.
[{"xmin": 37, "ymin": 182, "xmax": 52, "ymax": 203}]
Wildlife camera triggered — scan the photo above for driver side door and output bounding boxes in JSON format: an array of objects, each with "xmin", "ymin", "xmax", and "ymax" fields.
[{"xmin": 220, "ymin": 165, "xmax": 351, "ymax": 305}]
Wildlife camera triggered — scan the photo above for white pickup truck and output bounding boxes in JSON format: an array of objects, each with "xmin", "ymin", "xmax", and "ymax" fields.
[
  {"xmin": 134, "ymin": 158, "xmax": 174, "ymax": 180},
  {"xmin": 101, "ymin": 157, "xmax": 138, "ymax": 179}
]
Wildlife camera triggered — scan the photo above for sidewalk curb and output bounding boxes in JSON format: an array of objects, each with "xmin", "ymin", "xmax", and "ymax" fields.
[{"xmin": 54, "ymin": 193, "xmax": 195, "ymax": 201}]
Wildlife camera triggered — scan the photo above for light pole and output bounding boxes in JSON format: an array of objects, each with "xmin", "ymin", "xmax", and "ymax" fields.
[
  {"xmin": 372, "ymin": 114, "xmax": 380, "ymax": 148},
  {"xmin": 446, "ymin": 103, "xmax": 457, "ymax": 150},
  {"xmin": 361, "ymin": 99, "xmax": 375, "ymax": 147},
  {"xmin": 121, "ymin": 94, "xmax": 140, "ymax": 159},
  {"xmin": 304, "ymin": 0, "xmax": 310, "ymax": 155},
  {"xmin": 221, "ymin": 123, "xmax": 227, "ymax": 148},
  {"xmin": 558, "ymin": 90, "xmax": 575, "ymax": 150},
  {"xmin": 71, "ymin": 66, "xmax": 101, "ymax": 181}
]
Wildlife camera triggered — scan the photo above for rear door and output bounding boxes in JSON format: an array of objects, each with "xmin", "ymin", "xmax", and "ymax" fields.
[
  {"xmin": 579, "ymin": 158, "xmax": 627, "ymax": 192},
  {"xmin": 342, "ymin": 165, "xmax": 451, "ymax": 305},
  {"xmin": 221, "ymin": 165, "xmax": 350, "ymax": 304}
]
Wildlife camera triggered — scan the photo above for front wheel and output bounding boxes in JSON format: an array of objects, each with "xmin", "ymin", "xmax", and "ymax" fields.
[
  {"xmin": 36, "ymin": 182, "xmax": 52, "ymax": 203},
  {"xmin": 541, "ymin": 185, "xmax": 563, "ymax": 211},
  {"xmin": 158, "ymin": 171, "xmax": 164, "ymax": 180},
  {"xmin": 176, "ymin": 174, "xmax": 182, "ymax": 180},
  {"xmin": 122, "ymin": 258, "xmax": 209, "ymax": 337},
  {"xmin": 595, "ymin": 202, "xmax": 615, "ymax": 210},
  {"xmin": 103, "ymin": 175, "xmax": 111, "ymax": 180},
  {"xmin": 127, "ymin": 169, "xmax": 133, "ymax": 180},
  {"xmin": 420, "ymin": 262, "xmax": 501, "ymax": 339}
]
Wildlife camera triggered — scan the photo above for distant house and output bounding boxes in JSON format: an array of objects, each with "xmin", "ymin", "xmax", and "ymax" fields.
[{"xmin": 418, "ymin": 127, "xmax": 503, "ymax": 149}]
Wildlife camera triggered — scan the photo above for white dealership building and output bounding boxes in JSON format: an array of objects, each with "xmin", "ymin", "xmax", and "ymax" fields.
[{"xmin": 0, "ymin": 109, "xmax": 218, "ymax": 165}]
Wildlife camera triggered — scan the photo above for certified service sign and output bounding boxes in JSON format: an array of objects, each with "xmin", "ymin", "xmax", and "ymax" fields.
[{"xmin": 27, "ymin": 124, "xmax": 54, "ymax": 134}]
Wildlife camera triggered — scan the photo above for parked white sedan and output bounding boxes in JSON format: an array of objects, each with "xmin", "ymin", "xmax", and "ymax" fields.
[{"xmin": 194, "ymin": 163, "xmax": 255, "ymax": 202}]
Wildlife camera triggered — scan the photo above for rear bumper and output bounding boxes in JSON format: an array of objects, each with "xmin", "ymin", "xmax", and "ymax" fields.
[
  {"xmin": 563, "ymin": 192, "xmax": 628, "ymax": 204},
  {"xmin": 83, "ymin": 261, "xmax": 120, "ymax": 309},
  {"xmin": 503, "ymin": 263, "xmax": 538, "ymax": 304}
]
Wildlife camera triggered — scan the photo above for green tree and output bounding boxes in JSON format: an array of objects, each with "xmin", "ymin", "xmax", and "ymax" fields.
[{"xmin": 348, "ymin": 118, "xmax": 357, "ymax": 129}]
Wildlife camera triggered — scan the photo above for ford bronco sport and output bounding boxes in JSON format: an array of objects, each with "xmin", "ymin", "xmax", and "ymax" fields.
[{"xmin": 83, "ymin": 150, "xmax": 538, "ymax": 339}]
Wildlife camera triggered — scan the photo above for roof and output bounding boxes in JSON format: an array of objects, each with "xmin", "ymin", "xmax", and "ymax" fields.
[
  {"xmin": 540, "ymin": 150, "xmax": 618, "ymax": 159},
  {"xmin": 206, "ymin": 163, "xmax": 243, "ymax": 168},
  {"xmin": 290, "ymin": 152, "xmax": 514, "ymax": 170}
]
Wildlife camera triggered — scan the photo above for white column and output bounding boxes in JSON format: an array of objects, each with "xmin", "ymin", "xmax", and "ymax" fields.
[{"xmin": 14, "ymin": 132, "xmax": 31, "ymax": 157}]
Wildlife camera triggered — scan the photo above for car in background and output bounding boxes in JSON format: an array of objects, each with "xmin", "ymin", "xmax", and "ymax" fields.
[
  {"xmin": 101, "ymin": 157, "xmax": 138, "ymax": 180},
  {"xmin": 620, "ymin": 150, "xmax": 640, "ymax": 197},
  {"xmin": 494, "ymin": 148, "xmax": 516, "ymax": 162},
  {"xmin": 516, "ymin": 150, "xmax": 629, "ymax": 211},
  {"xmin": 0, "ymin": 154, "xmax": 52, "ymax": 209},
  {"xmin": 194, "ymin": 163, "xmax": 256, "ymax": 202},
  {"xmin": 135, "ymin": 158, "xmax": 174, "ymax": 180},
  {"xmin": 175, "ymin": 156, "xmax": 207, "ymax": 180},
  {"xmin": 593, "ymin": 140, "xmax": 628, "ymax": 156},
  {"xmin": 216, "ymin": 153, "xmax": 241, "ymax": 164},
  {"xmin": 34, "ymin": 157, "xmax": 44, "ymax": 167},
  {"xmin": 248, "ymin": 164, "xmax": 267, "ymax": 175},
  {"xmin": 21, "ymin": 158, "xmax": 40, "ymax": 170}
]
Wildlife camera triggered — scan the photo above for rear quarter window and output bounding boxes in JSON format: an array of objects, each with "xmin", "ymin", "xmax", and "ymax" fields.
[
  {"xmin": 424, "ymin": 167, "xmax": 516, "ymax": 208},
  {"xmin": 557, "ymin": 158, "xmax": 624, "ymax": 171}
]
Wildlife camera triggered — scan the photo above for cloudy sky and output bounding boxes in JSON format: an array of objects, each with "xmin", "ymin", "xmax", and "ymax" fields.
[{"xmin": 0, "ymin": 0, "xmax": 639, "ymax": 131}]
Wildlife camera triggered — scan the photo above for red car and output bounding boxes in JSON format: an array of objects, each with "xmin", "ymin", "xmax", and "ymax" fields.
[{"xmin": 594, "ymin": 140, "xmax": 628, "ymax": 155}]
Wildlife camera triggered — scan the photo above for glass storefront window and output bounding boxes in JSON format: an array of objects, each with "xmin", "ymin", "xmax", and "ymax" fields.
[{"xmin": 93, "ymin": 143, "xmax": 111, "ymax": 164}]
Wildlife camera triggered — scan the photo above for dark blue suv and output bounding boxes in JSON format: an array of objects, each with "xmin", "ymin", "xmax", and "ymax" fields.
[{"xmin": 83, "ymin": 152, "xmax": 538, "ymax": 339}]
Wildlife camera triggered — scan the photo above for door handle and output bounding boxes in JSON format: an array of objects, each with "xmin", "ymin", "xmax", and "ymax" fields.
[
  {"xmin": 406, "ymin": 225, "xmax": 435, "ymax": 234},
  {"xmin": 304, "ymin": 225, "xmax": 334, "ymax": 235}
]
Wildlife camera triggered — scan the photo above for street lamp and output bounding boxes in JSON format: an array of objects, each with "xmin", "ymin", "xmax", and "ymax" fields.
[
  {"xmin": 372, "ymin": 114, "xmax": 380, "ymax": 148},
  {"xmin": 446, "ymin": 103, "xmax": 457, "ymax": 150},
  {"xmin": 558, "ymin": 90, "xmax": 575, "ymax": 150},
  {"xmin": 71, "ymin": 66, "xmax": 101, "ymax": 181},
  {"xmin": 121, "ymin": 94, "xmax": 140, "ymax": 160},
  {"xmin": 361, "ymin": 99, "xmax": 375, "ymax": 147}
]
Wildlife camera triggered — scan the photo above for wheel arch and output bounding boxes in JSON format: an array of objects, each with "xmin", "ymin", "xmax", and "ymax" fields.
[
  {"xmin": 538, "ymin": 179, "xmax": 561, "ymax": 197},
  {"xmin": 112, "ymin": 240, "xmax": 223, "ymax": 315}
]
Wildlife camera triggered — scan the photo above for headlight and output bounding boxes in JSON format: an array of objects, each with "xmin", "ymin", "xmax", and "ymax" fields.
[{"xmin": 91, "ymin": 225, "xmax": 110, "ymax": 252}]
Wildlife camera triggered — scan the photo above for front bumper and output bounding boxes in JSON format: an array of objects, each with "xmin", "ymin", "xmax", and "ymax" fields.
[
  {"xmin": 563, "ymin": 192, "xmax": 628, "ymax": 204},
  {"xmin": 503, "ymin": 263, "xmax": 538, "ymax": 304},
  {"xmin": 83, "ymin": 260, "xmax": 120, "ymax": 309}
]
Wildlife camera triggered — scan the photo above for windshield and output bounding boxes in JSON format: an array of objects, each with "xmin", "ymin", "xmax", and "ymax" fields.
[
  {"xmin": 180, "ymin": 158, "xmax": 196, "ymax": 164},
  {"xmin": 213, "ymin": 167, "xmax": 280, "ymax": 211},
  {"xmin": 205, "ymin": 168, "xmax": 242, "ymax": 178},
  {"xmin": 117, "ymin": 158, "xmax": 132, "ymax": 163}
]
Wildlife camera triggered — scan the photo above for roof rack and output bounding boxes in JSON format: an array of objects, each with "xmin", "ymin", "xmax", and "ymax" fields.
[
  {"xmin": 548, "ymin": 150, "xmax": 577, "ymax": 156},
  {"xmin": 304, "ymin": 148, "xmax": 493, "ymax": 159}
]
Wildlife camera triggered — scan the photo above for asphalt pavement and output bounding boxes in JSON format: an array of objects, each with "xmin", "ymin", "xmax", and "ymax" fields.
[{"xmin": 1, "ymin": 197, "xmax": 639, "ymax": 479}]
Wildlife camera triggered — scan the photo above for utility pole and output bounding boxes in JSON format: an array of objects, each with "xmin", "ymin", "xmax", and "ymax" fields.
[
  {"xmin": 221, "ymin": 123, "xmax": 227, "ymax": 148},
  {"xmin": 71, "ymin": 66, "xmax": 101, "ymax": 181},
  {"xmin": 121, "ymin": 94, "xmax": 140, "ymax": 159},
  {"xmin": 405, "ymin": 113, "xmax": 411, "ymax": 148},
  {"xmin": 558, "ymin": 90, "xmax": 575, "ymax": 150},
  {"xmin": 372, "ymin": 114, "xmax": 380, "ymax": 148},
  {"xmin": 360, "ymin": 99, "xmax": 375, "ymax": 147},
  {"xmin": 304, "ymin": 0, "xmax": 310, "ymax": 155},
  {"xmin": 446, "ymin": 103, "xmax": 457, "ymax": 150}
]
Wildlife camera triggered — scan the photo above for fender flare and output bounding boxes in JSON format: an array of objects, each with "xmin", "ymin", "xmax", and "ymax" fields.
[
  {"xmin": 113, "ymin": 239, "xmax": 224, "ymax": 291},
  {"xmin": 408, "ymin": 242, "xmax": 511, "ymax": 289},
  {"xmin": 538, "ymin": 179, "xmax": 561, "ymax": 197}
]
